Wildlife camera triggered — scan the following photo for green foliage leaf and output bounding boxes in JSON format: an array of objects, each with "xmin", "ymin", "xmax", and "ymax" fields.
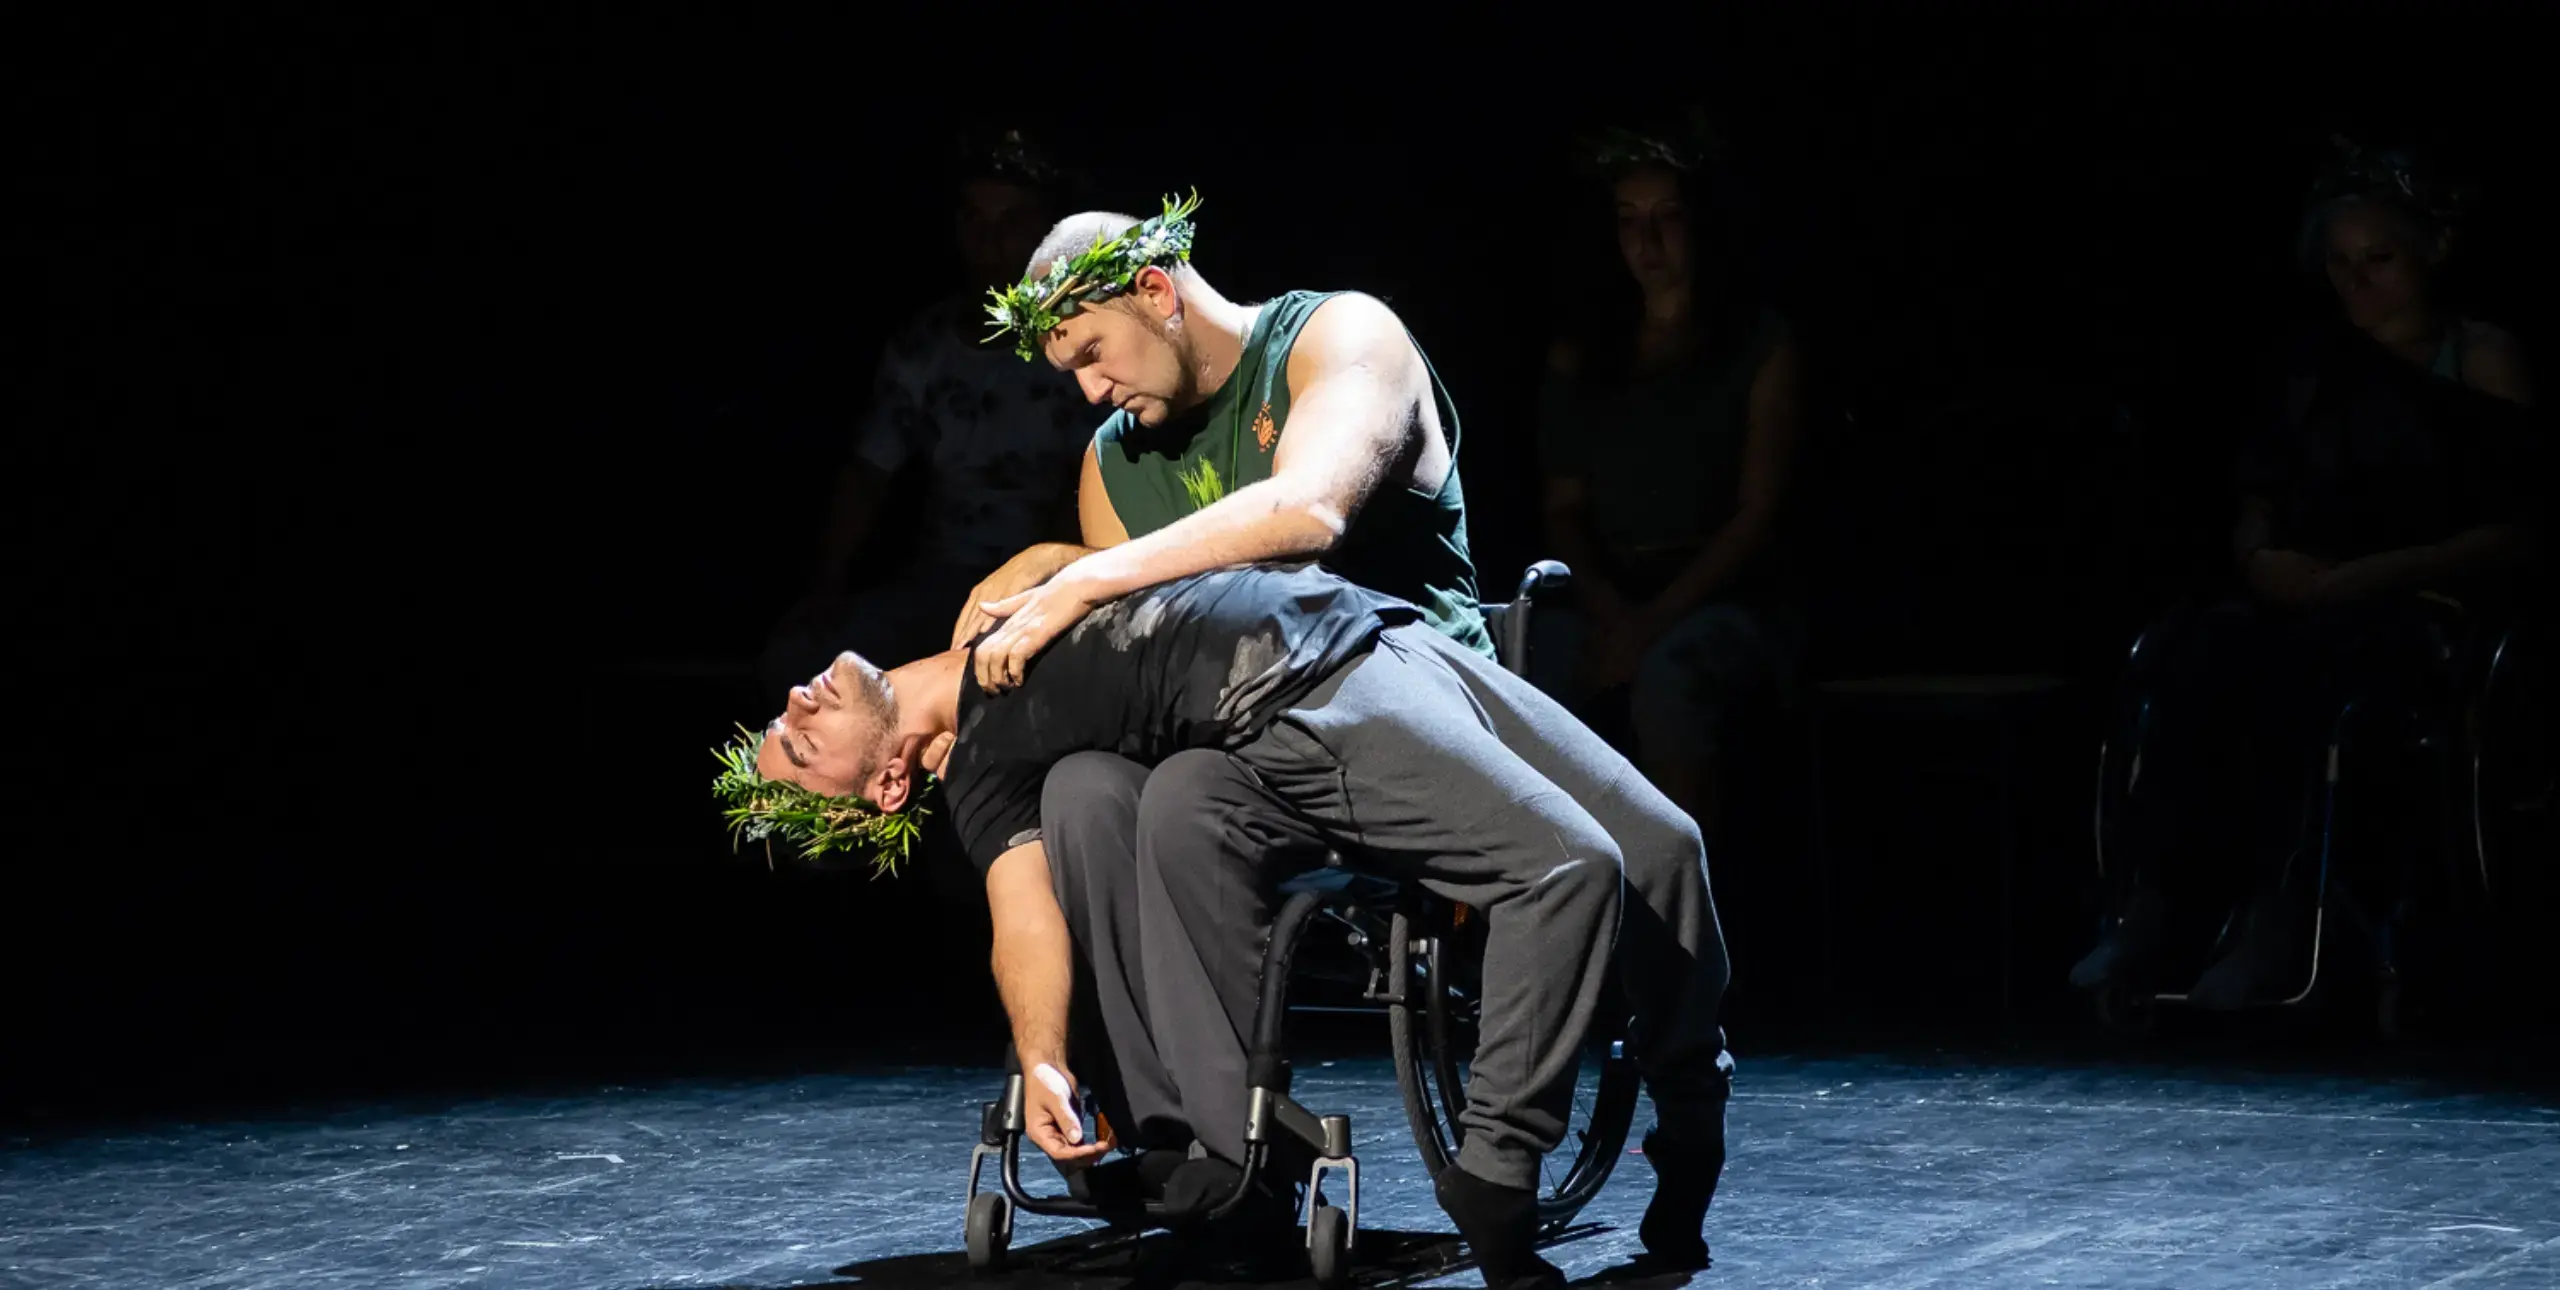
[{"xmin": 708, "ymin": 725, "xmax": 936, "ymax": 880}]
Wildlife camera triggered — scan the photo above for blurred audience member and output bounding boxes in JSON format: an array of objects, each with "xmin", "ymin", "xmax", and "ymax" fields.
[
  {"xmin": 760, "ymin": 128, "xmax": 1091, "ymax": 699},
  {"xmin": 2073, "ymin": 136, "xmax": 2545, "ymax": 1009},
  {"xmin": 1531, "ymin": 112, "xmax": 1810, "ymax": 839}
]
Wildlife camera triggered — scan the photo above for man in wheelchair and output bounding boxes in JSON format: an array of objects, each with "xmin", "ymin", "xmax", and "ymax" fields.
[{"xmin": 742, "ymin": 561, "xmax": 1734, "ymax": 1287}]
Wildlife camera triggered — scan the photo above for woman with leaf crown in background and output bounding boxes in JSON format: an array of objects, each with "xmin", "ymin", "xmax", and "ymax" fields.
[
  {"xmin": 2070, "ymin": 133, "xmax": 2545, "ymax": 1013},
  {"xmin": 1530, "ymin": 107, "xmax": 1812, "ymax": 847}
]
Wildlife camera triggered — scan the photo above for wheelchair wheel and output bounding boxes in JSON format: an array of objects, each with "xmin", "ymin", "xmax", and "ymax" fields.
[
  {"xmin": 964, "ymin": 1190, "xmax": 1010, "ymax": 1273},
  {"xmin": 1390, "ymin": 899, "xmax": 1639, "ymax": 1230},
  {"xmin": 2092, "ymin": 982, "xmax": 2158, "ymax": 1038},
  {"xmin": 2473, "ymin": 632, "xmax": 2555, "ymax": 908},
  {"xmin": 1307, "ymin": 1200, "xmax": 1350, "ymax": 1287}
]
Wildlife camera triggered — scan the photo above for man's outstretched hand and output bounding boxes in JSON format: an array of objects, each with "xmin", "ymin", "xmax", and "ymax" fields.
[
  {"xmin": 952, "ymin": 542, "xmax": 1091, "ymax": 651},
  {"xmin": 973, "ymin": 572, "xmax": 1109, "ymax": 694},
  {"xmin": 1022, "ymin": 1059, "xmax": 1114, "ymax": 1166}
]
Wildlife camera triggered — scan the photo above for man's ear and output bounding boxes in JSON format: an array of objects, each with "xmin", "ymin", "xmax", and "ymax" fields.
[
  {"xmin": 1133, "ymin": 264, "xmax": 1180, "ymax": 322},
  {"xmin": 869, "ymin": 732, "xmax": 933, "ymax": 813}
]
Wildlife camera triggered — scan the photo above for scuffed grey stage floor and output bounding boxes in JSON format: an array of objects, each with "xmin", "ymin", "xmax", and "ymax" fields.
[{"xmin": 6, "ymin": 1053, "xmax": 2559, "ymax": 1289}]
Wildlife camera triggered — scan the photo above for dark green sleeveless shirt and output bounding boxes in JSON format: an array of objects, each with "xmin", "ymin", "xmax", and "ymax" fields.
[{"xmin": 1092, "ymin": 290, "xmax": 1493, "ymax": 657}]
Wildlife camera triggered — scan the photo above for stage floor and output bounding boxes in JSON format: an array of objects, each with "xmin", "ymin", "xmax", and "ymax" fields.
[{"xmin": 5, "ymin": 1052, "xmax": 2557, "ymax": 1288}]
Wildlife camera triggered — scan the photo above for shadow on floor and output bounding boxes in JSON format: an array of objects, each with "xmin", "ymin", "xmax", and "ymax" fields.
[
  {"xmin": 635, "ymin": 1221, "xmax": 1693, "ymax": 1289},
  {"xmin": 840, "ymin": 1225, "xmax": 1474, "ymax": 1289}
]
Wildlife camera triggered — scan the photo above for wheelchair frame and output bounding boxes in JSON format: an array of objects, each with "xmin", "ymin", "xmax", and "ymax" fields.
[
  {"xmin": 2087, "ymin": 602, "xmax": 2539, "ymax": 1035},
  {"xmin": 959, "ymin": 561, "xmax": 1641, "ymax": 1285}
]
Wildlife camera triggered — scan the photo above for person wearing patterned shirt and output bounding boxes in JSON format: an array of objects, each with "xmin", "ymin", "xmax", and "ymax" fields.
[{"xmin": 758, "ymin": 130, "xmax": 1094, "ymax": 700}]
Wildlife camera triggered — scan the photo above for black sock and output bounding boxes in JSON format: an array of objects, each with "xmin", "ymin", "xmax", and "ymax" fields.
[
  {"xmin": 1637, "ymin": 1127, "xmax": 1721, "ymax": 1269},
  {"xmin": 1134, "ymin": 1147, "xmax": 1189, "ymax": 1196},
  {"xmin": 1433, "ymin": 1165, "xmax": 1563, "ymax": 1289},
  {"xmin": 1159, "ymin": 1156, "xmax": 1240, "ymax": 1224},
  {"xmin": 1076, "ymin": 1149, "xmax": 1183, "ymax": 1226},
  {"xmin": 1159, "ymin": 1154, "xmax": 1300, "ymax": 1241}
]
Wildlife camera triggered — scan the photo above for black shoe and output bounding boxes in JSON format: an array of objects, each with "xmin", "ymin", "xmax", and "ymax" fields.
[
  {"xmin": 1434, "ymin": 1165, "xmax": 1564, "ymax": 1289},
  {"xmin": 1158, "ymin": 1155, "xmax": 1298, "ymax": 1230},
  {"xmin": 1135, "ymin": 1146, "xmax": 1190, "ymax": 1196},
  {"xmin": 1156, "ymin": 1155, "xmax": 1303, "ymax": 1276},
  {"xmin": 1633, "ymin": 1128, "xmax": 1720, "ymax": 1270},
  {"xmin": 2188, "ymin": 891, "xmax": 2307, "ymax": 1010},
  {"xmin": 1080, "ymin": 1146, "xmax": 1190, "ymax": 1205},
  {"xmin": 2071, "ymin": 886, "xmax": 2165, "ymax": 991}
]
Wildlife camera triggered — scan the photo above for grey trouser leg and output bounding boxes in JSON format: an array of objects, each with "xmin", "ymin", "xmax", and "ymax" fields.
[
  {"xmin": 1398, "ymin": 627, "xmax": 1738, "ymax": 1147},
  {"xmin": 1129, "ymin": 748, "xmax": 1333, "ymax": 1168},
  {"xmin": 1040, "ymin": 752, "xmax": 1187, "ymax": 1151},
  {"xmin": 1236, "ymin": 626, "xmax": 1642, "ymax": 1192}
]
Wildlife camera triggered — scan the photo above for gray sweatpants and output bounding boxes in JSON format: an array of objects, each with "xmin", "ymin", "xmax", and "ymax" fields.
[
  {"xmin": 1043, "ymin": 622, "xmax": 1734, "ymax": 1192},
  {"xmin": 1040, "ymin": 746, "xmax": 1330, "ymax": 1161}
]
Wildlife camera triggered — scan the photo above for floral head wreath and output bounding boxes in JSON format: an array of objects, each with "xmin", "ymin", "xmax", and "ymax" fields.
[
  {"xmin": 955, "ymin": 125, "xmax": 1066, "ymax": 190},
  {"xmin": 709, "ymin": 725, "xmax": 933, "ymax": 878},
  {"xmin": 983, "ymin": 190, "xmax": 1202, "ymax": 360},
  {"xmin": 1575, "ymin": 106, "xmax": 1728, "ymax": 178},
  {"xmin": 2307, "ymin": 133, "xmax": 2472, "ymax": 232}
]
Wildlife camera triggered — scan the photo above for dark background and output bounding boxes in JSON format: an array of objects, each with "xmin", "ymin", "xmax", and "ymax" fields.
[{"xmin": 9, "ymin": 9, "xmax": 2553, "ymax": 1123}]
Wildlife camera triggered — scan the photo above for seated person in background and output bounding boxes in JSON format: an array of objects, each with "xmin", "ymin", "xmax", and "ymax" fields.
[
  {"xmin": 2073, "ymin": 137, "xmax": 2544, "ymax": 1009},
  {"xmin": 1533, "ymin": 116, "xmax": 1810, "ymax": 841},
  {"xmin": 758, "ymin": 128, "xmax": 1093, "ymax": 700},
  {"xmin": 740, "ymin": 562, "xmax": 1736, "ymax": 1287}
]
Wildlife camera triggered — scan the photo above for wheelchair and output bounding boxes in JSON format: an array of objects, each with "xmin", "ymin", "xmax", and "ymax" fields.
[
  {"xmin": 2084, "ymin": 594, "xmax": 2551, "ymax": 1039},
  {"xmin": 960, "ymin": 560, "xmax": 1643, "ymax": 1286}
]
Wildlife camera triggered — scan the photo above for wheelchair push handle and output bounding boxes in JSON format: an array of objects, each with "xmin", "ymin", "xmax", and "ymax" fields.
[{"xmin": 1516, "ymin": 560, "xmax": 1572, "ymax": 601}]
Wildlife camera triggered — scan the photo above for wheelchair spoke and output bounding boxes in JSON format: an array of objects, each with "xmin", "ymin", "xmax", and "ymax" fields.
[{"xmin": 1540, "ymin": 1060, "xmax": 1609, "ymax": 1201}]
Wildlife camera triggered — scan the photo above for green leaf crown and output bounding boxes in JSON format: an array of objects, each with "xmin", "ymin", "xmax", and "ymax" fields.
[
  {"xmin": 709, "ymin": 724, "xmax": 933, "ymax": 878},
  {"xmin": 983, "ymin": 190, "xmax": 1202, "ymax": 360},
  {"xmin": 1576, "ymin": 106, "xmax": 1726, "ymax": 177},
  {"xmin": 2307, "ymin": 134, "xmax": 2471, "ymax": 230},
  {"xmin": 963, "ymin": 126, "xmax": 1064, "ymax": 189}
]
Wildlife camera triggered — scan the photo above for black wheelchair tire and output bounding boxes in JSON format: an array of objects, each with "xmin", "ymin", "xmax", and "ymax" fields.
[
  {"xmin": 1308, "ymin": 1201, "xmax": 1350, "ymax": 1287},
  {"xmin": 964, "ymin": 1190, "xmax": 1010, "ymax": 1273},
  {"xmin": 2092, "ymin": 983, "xmax": 2158, "ymax": 1039},
  {"xmin": 1390, "ymin": 905, "xmax": 1638, "ymax": 1230}
]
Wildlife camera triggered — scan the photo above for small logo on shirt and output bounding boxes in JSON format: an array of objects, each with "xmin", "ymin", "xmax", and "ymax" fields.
[{"xmin": 1252, "ymin": 402, "xmax": 1278, "ymax": 452}]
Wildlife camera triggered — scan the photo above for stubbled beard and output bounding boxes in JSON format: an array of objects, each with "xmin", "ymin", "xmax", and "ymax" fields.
[
  {"xmin": 839, "ymin": 672, "xmax": 899, "ymax": 791},
  {"xmin": 1159, "ymin": 322, "xmax": 1205, "ymax": 410},
  {"xmin": 860, "ymin": 672, "xmax": 897, "ymax": 732}
]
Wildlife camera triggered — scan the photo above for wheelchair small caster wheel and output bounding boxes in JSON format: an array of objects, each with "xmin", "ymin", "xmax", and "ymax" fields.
[
  {"xmin": 2093, "ymin": 985, "xmax": 2157, "ymax": 1038},
  {"xmin": 2377, "ymin": 975, "xmax": 2415, "ymax": 1043},
  {"xmin": 1308, "ymin": 1200, "xmax": 1350, "ymax": 1287},
  {"xmin": 965, "ymin": 1190, "xmax": 1011, "ymax": 1273}
]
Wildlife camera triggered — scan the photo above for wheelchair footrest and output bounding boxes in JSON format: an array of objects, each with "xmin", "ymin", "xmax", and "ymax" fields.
[{"xmin": 967, "ymin": 1079, "xmax": 1367, "ymax": 1241}]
